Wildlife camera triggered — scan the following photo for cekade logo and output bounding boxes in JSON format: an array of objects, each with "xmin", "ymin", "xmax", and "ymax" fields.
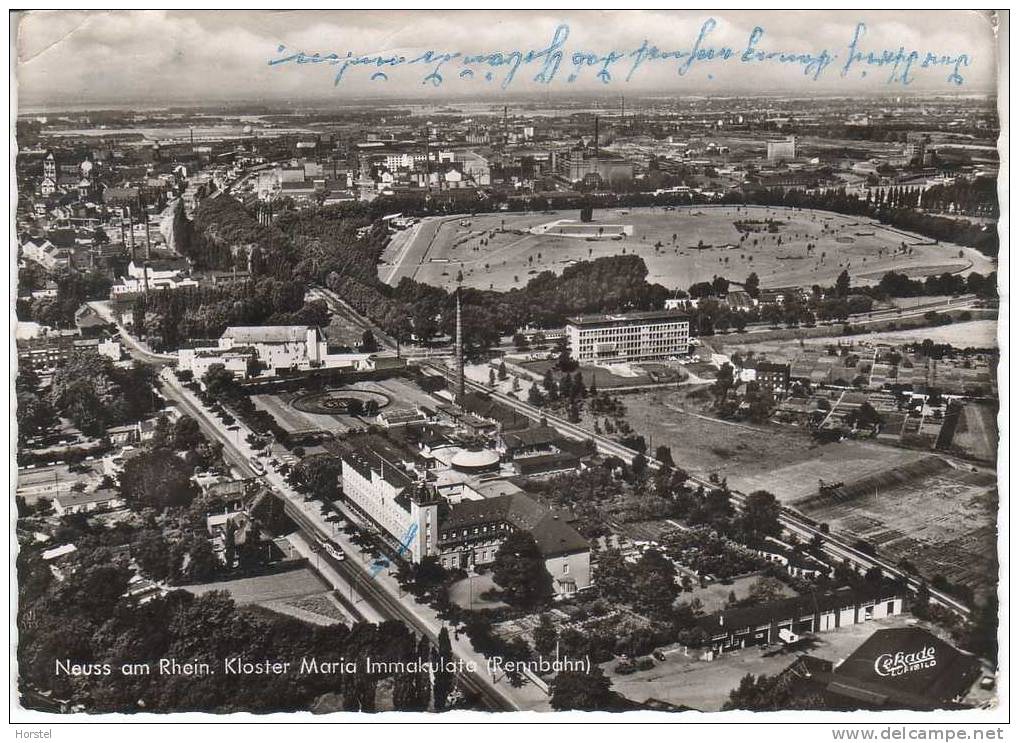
[{"xmin": 874, "ymin": 646, "xmax": 937, "ymax": 677}]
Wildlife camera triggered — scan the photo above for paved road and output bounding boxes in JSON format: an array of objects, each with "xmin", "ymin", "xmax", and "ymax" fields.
[
  {"xmin": 147, "ymin": 364, "xmax": 534, "ymax": 711},
  {"xmin": 308, "ymin": 285, "xmax": 400, "ymax": 352}
]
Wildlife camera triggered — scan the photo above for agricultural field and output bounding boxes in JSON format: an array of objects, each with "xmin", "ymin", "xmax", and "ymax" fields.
[
  {"xmin": 385, "ymin": 205, "xmax": 993, "ymax": 294},
  {"xmin": 796, "ymin": 459, "xmax": 998, "ymax": 602},
  {"xmin": 586, "ymin": 387, "xmax": 999, "ymax": 598},
  {"xmin": 814, "ymin": 319, "xmax": 999, "ymax": 349},
  {"xmin": 733, "ymin": 443, "xmax": 933, "ymax": 505},
  {"xmin": 950, "ymin": 402, "xmax": 999, "ymax": 462}
]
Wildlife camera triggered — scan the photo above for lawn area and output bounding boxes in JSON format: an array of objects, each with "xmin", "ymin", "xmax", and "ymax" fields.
[
  {"xmin": 184, "ymin": 565, "xmax": 329, "ymax": 604},
  {"xmin": 581, "ymin": 386, "xmax": 824, "ymax": 484},
  {"xmin": 448, "ymin": 572, "xmax": 508, "ymax": 611},
  {"xmin": 682, "ymin": 574, "xmax": 798, "ymax": 615},
  {"xmin": 518, "ymin": 359, "xmax": 688, "ymax": 388}
]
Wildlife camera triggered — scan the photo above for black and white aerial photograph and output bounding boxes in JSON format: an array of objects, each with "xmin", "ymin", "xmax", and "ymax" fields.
[{"xmin": 9, "ymin": 8, "xmax": 1009, "ymax": 732}]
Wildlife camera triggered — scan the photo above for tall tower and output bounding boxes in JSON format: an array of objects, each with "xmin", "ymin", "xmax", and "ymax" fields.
[
  {"xmin": 594, "ymin": 116, "xmax": 599, "ymax": 158},
  {"xmin": 454, "ymin": 285, "xmax": 465, "ymax": 405}
]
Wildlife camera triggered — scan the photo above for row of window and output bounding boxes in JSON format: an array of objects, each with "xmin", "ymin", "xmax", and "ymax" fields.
[{"xmin": 440, "ymin": 522, "xmax": 508, "ymax": 541}]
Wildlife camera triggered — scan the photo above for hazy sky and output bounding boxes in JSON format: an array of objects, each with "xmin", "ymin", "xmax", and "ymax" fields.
[{"xmin": 14, "ymin": 10, "xmax": 1001, "ymax": 107}]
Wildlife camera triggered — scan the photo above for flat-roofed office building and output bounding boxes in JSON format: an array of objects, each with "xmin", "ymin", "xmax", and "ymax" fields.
[{"xmin": 566, "ymin": 310, "xmax": 691, "ymax": 364}]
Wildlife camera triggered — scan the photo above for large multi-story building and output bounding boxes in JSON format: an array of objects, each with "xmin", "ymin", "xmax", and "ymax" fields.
[
  {"xmin": 339, "ymin": 444, "xmax": 443, "ymax": 564},
  {"xmin": 218, "ymin": 325, "xmax": 328, "ymax": 371},
  {"xmin": 178, "ymin": 325, "xmax": 328, "ymax": 378},
  {"xmin": 566, "ymin": 310, "xmax": 690, "ymax": 364},
  {"xmin": 333, "ymin": 435, "xmax": 591, "ymax": 595}
]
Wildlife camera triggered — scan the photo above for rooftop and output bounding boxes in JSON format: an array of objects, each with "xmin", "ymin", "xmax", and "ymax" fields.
[
  {"xmin": 829, "ymin": 627, "xmax": 982, "ymax": 707},
  {"xmin": 222, "ymin": 326, "xmax": 317, "ymax": 344},
  {"xmin": 698, "ymin": 582, "xmax": 905, "ymax": 636},
  {"xmin": 567, "ymin": 309, "xmax": 691, "ymax": 327},
  {"xmin": 441, "ymin": 492, "xmax": 588, "ymax": 557}
]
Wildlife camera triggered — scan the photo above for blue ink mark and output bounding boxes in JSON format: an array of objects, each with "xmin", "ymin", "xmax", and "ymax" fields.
[
  {"xmin": 370, "ymin": 522, "xmax": 418, "ymax": 577},
  {"xmin": 267, "ymin": 20, "xmax": 973, "ymax": 90}
]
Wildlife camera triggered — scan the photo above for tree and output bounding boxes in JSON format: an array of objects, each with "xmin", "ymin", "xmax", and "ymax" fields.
[
  {"xmin": 491, "ymin": 531, "xmax": 553, "ymax": 607},
  {"xmin": 172, "ymin": 415, "xmax": 203, "ymax": 451},
  {"xmin": 181, "ymin": 536, "xmax": 219, "ymax": 582},
  {"xmin": 16, "ymin": 391, "xmax": 55, "ymax": 444},
  {"xmin": 360, "ymin": 329, "xmax": 379, "ymax": 353},
  {"xmin": 835, "ymin": 269, "xmax": 851, "ymax": 298},
  {"xmin": 631, "ymin": 452, "xmax": 648, "ymax": 480},
  {"xmin": 654, "ymin": 445, "xmax": 675, "ymax": 469},
  {"xmin": 847, "ymin": 401, "xmax": 883, "ymax": 430},
  {"xmin": 745, "ymin": 271, "xmax": 760, "ymax": 299},
  {"xmin": 557, "ymin": 344, "xmax": 578, "ymax": 373},
  {"xmin": 202, "ymin": 363, "xmax": 238, "ymax": 398},
  {"xmin": 527, "ymin": 383, "xmax": 543, "ymax": 407},
  {"xmin": 713, "ymin": 362, "xmax": 735, "ymax": 403},
  {"xmin": 119, "ymin": 448, "xmax": 198, "ymax": 510},
  {"xmin": 432, "ymin": 627, "xmax": 454, "ymax": 711},
  {"xmin": 289, "ymin": 455, "xmax": 342, "ymax": 501},
  {"xmin": 631, "ymin": 549, "xmax": 679, "ymax": 617},
  {"xmin": 723, "ymin": 670, "xmax": 827, "ymax": 711},
  {"xmin": 593, "ymin": 549, "xmax": 632, "ymax": 605},
  {"xmin": 542, "ymin": 369, "xmax": 559, "ymax": 400},
  {"xmin": 131, "ymin": 531, "xmax": 175, "ymax": 582},
  {"xmin": 223, "ymin": 520, "xmax": 237, "ymax": 569},
  {"xmin": 533, "ymin": 614, "xmax": 558, "ymax": 657},
  {"xmin": 746, "ymin": 576, "xmax": 787, "ymax": 605},
  {"xmin": 497, "ymin": 361, "xmax": 508, "ymax": 380},
  {"xmin": 550, "ymin": 668, "xmax": 623, "ymax": 711},
  {"xmin": 741, "ymin": 490, "xmax": 782, "ymax": 541}
]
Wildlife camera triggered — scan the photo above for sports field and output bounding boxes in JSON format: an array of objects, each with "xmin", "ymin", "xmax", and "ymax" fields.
[{"xmin": 382, "ymin": 205, "xmax": 994, "ymax": 293}]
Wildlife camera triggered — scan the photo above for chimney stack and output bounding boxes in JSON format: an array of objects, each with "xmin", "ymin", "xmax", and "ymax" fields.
[
  {"xmin": 455, "ymin": 285, "xmax": 465, "ymax": 405},
  {"xmin": 594, "ymin": 116, "xmax": 599, "ymax": 158}
]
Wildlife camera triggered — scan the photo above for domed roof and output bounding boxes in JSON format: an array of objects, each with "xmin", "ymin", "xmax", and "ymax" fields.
[{"xmin": 451, "ymin": 448, "xmax": 500, "ymax": 471}]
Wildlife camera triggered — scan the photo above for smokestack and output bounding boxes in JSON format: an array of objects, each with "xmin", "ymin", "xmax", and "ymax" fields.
[
  {"xmin": 621, "ymin": 95, "xmax": 625, "ymax": 120},
  {"xmin": 455, "ymin": 285, "xmax": 465, "ymax": 404},
  {"xmin": 503, "ymin": 105, "xmax": 508, "ymax": 146},
  {"xmin": 144, "ymin": 217, "xmax": 151, "ymax": 260},
  {"xmin": 127, "ymin": 212, "xmax": 135, "ymax": 259},
  {"xmin": 594, "ymin": 116, "xmax": 599, "ymax": 158}
]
